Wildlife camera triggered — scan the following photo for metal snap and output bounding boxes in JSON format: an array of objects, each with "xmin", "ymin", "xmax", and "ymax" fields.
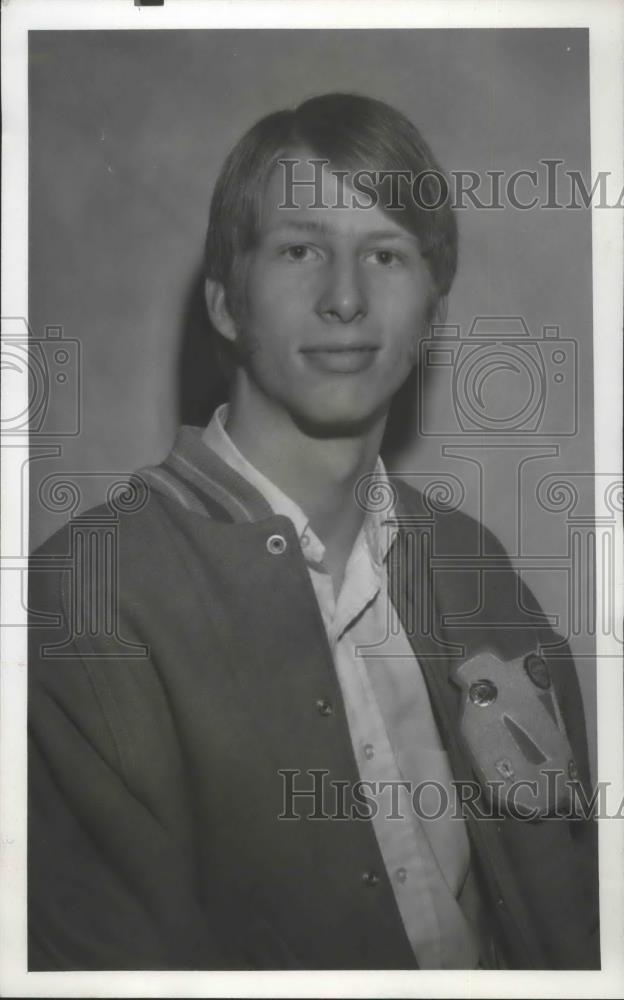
[
  {"xmin": 266, "ymin": 533, "xmax": 287, "ymax": 555},
  {"xmin": 362, "ymin": 871, "xmax": 380, "ymax": 887},
  {"xmin": 316, "ymin": 697, "xmax": 333, "ymax": 717},
  {"xmin": 469, "ymin": 679, "xmax": 497, "ymax": 707},
  {"xmin": 495, "ymin": 757, "xmax": 515, "ymax": 780},
  {"xmin": 524, "ymin": 653, "xmax": 551, "ymax": 690}
]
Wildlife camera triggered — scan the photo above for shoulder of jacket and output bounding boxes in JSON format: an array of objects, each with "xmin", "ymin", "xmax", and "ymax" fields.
[{"xmin": 391, "ymin": 475, "xmax": 512, "ymax": 562}]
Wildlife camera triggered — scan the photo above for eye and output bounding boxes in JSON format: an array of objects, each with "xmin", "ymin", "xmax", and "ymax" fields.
[
  {"xmin": 282, "ymin": 244, "xmax": 320, "ymax": 262},
  {"xmin": 366, "ymin": 249, "xmax": 403, "ymax": 267}
]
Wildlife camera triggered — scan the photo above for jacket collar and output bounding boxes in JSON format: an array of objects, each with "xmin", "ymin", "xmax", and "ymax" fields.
[
  {"xmin": 141, "ymin": 422, "xmax": 416, "ymax": 533},
  {"xmin": 141, "ymin": 425, "xmax": 275, "ymax": 523}
]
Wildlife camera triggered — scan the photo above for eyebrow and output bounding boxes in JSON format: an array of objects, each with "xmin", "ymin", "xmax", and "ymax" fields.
[{"xmin": 265, "ymin": 219, "xmax": 417, "ymax": 241}]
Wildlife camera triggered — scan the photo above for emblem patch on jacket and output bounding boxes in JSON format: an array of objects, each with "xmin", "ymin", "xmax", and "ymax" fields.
[{"xmin": 451, "ymin": 650, "xmax": 577, "ymax": 816}]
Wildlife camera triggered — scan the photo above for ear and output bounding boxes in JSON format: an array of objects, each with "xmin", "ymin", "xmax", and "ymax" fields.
[{"xmin": 204, "ymin": 279, "xmax": 238, "ymax": 343}]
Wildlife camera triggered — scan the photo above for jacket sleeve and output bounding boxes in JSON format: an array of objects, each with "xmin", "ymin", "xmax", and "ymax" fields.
[
  {"xmin": 28, "ymin": 554, "xmax": 243, "ymax": 971},
  {"xmin": 486, "ymin": 525, "xmax": 600, "ymax": 969},
  {"xmin": 520, "ymin": 572, "xmax": 600, "ymax": 965}
]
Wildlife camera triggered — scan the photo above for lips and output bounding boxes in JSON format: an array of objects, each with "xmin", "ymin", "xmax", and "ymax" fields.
[{"xmin": 300, "ymin": 344, "xmax": 379, "ymax": 374}]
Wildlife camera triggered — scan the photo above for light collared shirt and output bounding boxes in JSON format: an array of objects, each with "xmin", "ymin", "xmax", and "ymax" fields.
[{"xmin": 203, "ymin": 405, "xmax": 480, "ymax": 969}]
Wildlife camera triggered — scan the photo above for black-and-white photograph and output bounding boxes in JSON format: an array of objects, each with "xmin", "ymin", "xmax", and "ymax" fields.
[{"xmin": 1, "ymin": 1, "xmax": 623, "ymax": 996}]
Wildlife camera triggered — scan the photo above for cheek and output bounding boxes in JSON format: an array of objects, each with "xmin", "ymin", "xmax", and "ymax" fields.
[
  {"xmin": 383, "ymin": 294, "xmax": 430, "ymax": 350},
  {"xmin": 371, "ymin": 265, "xmax": 432, "ymax": 317},
  {"xmin": 236, "ymin": 294, "xmax": 297, "ymax": 372},
  {"xmin": 244, "ymin": 268, "xmax": 307, "ymax": 337}
]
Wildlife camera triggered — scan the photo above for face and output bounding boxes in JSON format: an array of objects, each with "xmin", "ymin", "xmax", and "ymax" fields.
[{"xmin": 212, "ymin": 151, "xmax": 436, "ymax": 436}]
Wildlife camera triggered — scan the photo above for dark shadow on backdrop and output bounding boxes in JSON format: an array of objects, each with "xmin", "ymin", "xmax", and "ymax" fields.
[
  {"xmin": 177, "ymin": 266, "xmax": 428, "ymax": 462},
  {"xmin": 178, "ymin": 269, "xmax": 229, "ymax": 426}
]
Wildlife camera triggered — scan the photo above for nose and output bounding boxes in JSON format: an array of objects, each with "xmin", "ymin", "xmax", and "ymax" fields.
[{"xmin": 316, "ymin": 253, "xmax": 367, "ymax": 324}]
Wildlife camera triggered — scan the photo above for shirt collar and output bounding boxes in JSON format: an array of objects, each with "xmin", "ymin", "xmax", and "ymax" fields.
[{"xmin": 202, "ymin": 403, "xmax": 397, "ymax": 566}]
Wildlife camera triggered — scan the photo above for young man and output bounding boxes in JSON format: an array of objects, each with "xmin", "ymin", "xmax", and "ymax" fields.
[{"xmin": 28, "ymin": 93, "xmax": 599, "ymax": 971}]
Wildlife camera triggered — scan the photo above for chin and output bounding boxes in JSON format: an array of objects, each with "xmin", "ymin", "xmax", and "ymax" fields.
[{"xmin": 289, "ymin": 400, "xmax": 387, "ymax": 440}]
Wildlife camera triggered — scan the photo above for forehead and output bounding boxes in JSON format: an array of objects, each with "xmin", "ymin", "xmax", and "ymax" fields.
[{"xmin": 258, "ymin": 147, "xmax": 418, "ymax": 242}]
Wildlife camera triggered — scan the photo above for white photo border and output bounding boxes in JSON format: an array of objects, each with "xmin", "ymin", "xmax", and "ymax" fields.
[{"xmin": 2, "ymin": 0, "xmax": 622, "ymax": 996}]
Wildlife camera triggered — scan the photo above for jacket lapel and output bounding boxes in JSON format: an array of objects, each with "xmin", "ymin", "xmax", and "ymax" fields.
[{"xmin": 388, "ymin": 484, "xmax": 546, "ymax": 968}]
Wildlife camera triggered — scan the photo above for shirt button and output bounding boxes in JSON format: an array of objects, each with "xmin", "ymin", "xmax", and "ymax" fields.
[
  {"xmin": 363, "ymin": 743, "xmax": 375, "ymax": 760},
  {"xmin": 316, "ymin": 697, "xmax": 333, "ymax": 716},
  {"xmin": 266, "ymin": 534, "xmax": 287, "ymax": 555},
  {"xmin": 396, "ymin": 867, "xmax": 408, "ymax": 884},
  {"xmin": 300, "ymin": 533, "xmax": 310, "ymax": 549},
  {"xmin": 362, "ymin": 871, "xmax": 380, "ymax": 887}
]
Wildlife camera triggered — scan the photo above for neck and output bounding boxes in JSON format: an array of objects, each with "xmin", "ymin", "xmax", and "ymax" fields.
[{"xmin": 224, "ymin": 379, "xmax": 386, "ymax": 585}]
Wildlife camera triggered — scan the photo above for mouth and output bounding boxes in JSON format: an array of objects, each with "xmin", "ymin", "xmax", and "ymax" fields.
[{"xmin": 300, "ymin": 345, "xmax": 380, "ymax": 374}]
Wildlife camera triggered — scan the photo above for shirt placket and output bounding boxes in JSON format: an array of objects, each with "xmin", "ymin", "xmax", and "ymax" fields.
[{"xmin": 333, "ymin": 632, "xmax": 444, "ymax": 969}]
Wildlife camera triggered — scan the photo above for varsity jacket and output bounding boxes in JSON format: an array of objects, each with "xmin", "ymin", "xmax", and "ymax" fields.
[{"xmin": 28, "ymin": 425, "xmax": 599, "ymax": 971}]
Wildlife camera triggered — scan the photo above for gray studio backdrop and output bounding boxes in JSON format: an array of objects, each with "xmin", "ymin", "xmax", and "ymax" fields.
[{"xmin": 28, "ymin": 29, "xmax": 596, "ymax": 773}]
